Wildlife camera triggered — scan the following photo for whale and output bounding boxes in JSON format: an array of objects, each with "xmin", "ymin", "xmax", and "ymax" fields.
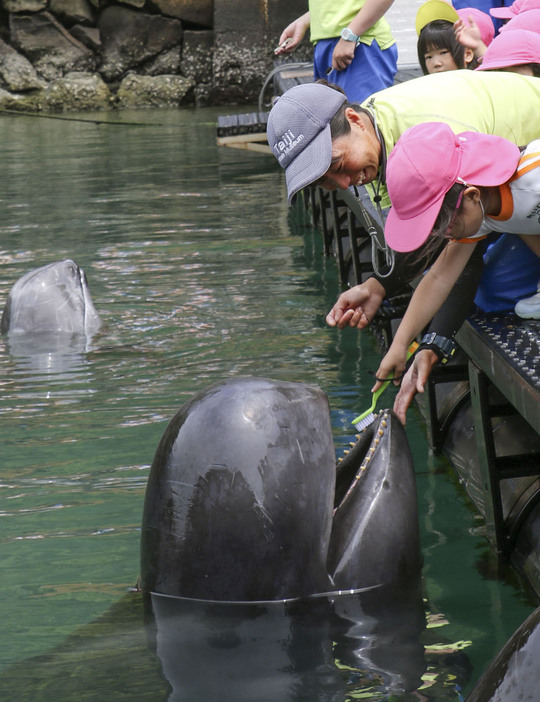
[
  {"xmin": 465, "ymin": 606, "xmax": 540, "ymax": 702},
  {"xmin": 1, "ymin": 259, "xmax": 101, "ymax": 336},
  {"xmin": 140, "ymin": 376, "xmax": 423, "ymax": 601},
  {"xmin": 0, "ymin": 377, "xmax": 429, "ymax": 699}
]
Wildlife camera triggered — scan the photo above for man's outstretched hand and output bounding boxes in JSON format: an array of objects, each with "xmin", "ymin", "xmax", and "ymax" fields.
[{"xmin": 326, "ymin": 278, "xmax": 385, "ymax": 330}]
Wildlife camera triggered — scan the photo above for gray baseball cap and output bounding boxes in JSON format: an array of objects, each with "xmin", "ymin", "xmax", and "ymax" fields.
[{"xmin": 267, "ymin": 83, "xmax": 347, "ymax": 204}]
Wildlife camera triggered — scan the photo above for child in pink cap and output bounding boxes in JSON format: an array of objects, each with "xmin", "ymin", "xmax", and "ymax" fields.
[
  {"xmin": 499, "ymin": 7, "xmax": 540, "ymax": 32},
  {"xmin": 373, "ymin": 122, "xmax": 540, "ymax": 416},
  {"xmin": 490, "ymin": 0, "xmax": 540, "ymax": 20},
  {"xmin": 476, "ymin": 28, "xmax": 540, "ymax": 75}
]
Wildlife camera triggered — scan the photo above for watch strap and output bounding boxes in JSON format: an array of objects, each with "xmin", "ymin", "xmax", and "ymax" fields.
[
  {"xmin": 340, "ymin": 27, "xmax": 360, "ymax": 43},
  {"xmin": 419, "ymin": 332, "xmax": 457, "ymax": 364}
]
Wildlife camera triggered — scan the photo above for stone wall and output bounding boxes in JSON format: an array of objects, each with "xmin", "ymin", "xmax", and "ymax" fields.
[{"xmin": 0, "ymin": 0, "xmax": 311, "ymax": 112}]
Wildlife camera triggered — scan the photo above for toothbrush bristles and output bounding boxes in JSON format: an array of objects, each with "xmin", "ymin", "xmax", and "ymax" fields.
[{"xmin": 354, "ymin": 412, "xmax": 375, "ymax": 432}]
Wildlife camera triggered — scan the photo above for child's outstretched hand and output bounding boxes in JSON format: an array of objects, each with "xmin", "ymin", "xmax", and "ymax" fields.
[
  {"xmin": 454, "ymin": 16, "xmax": 487, "ymax": 58},
  {"xmin": 372, "ymin": 345, "xmax": 408, "ymax": 394},
  {"xmin": 275, "ymin": 14, "xmax": 310, "ymax": 55},
  {"xmin": 393, "ymin": 349, "xmax": 439, "ymax": 424}
]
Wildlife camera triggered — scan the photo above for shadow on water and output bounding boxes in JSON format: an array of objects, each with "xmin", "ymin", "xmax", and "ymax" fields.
[{"xmin": 0, "ymin": 581, "xmax": 475, "ymax": 701}]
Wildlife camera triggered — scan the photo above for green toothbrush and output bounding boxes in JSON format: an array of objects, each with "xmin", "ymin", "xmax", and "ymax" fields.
[{"xmin": 352, "ymin": 342, "xmax": 419, "ymax": 431}]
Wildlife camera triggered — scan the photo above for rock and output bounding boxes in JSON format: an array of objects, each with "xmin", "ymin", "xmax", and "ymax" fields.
[
  {"xmin": 193, "ymin": 82, "xmax": 212, "ymax": 106},
  {"xmin": 148, "ymin": 0, "xmax": 213, "ymax": 26},
  {"xmin": 211, "ymin": 34, "xmax": 270, "ymax": 104},
  {"xmin": 0, "ymin": 37, "xmax": 47, "ymax": 91},
  {"xmin": 70, "ymin": 25, "xmax": 101, "ymax": 53},
  {"xmin": 2, "ymin": 0, "xmax": 47, "ymax": 11},
  {"xmin": 44, "ymin": 71, "xmax": 112, "ymax": 111},
  {"xmin": 49, "ymin": 0, "xmax": 95, "ymax": 26},
  {"xmin": 98, "ymin": 6, "xmax": 183, "ymax": 81},
  {"xmin": 139, "ymin": 46, "xmax": 181, "ymax": 76},
  {"xmin": 0, "ymin": 85, "xmax": 44, "ymax": 112},
  {"xmin": 117, "ymin": 0, "xmax": 146, "ymax": 8},
  {"xmin": 115, "ymin": 72, "xmax": 194, "ymax": 108},
  {"xmin": 179, "ymin": 30, "xmax": 213, "ymax": 83},
  {"xmin": 212, "ymin": 0, "xmax": 276, "ymax": 104},
  {"xmin": 9, "ymin": 11, "xmax": 96, "ymax": 81}
]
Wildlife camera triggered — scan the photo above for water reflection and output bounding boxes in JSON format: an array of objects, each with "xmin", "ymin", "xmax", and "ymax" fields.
[
  {"xmin": 4, "ymin": 331, "xmax": 95, "ymax": 377},
  {"xmin": 0, "ymin": 583, "xmax": 432, "ymax": 701},
  {"xmin": 148, "ymin": 585, "xmax": 427, "ymax": 702}
]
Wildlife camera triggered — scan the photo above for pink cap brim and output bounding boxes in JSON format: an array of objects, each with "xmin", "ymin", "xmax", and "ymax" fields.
[
  {"xmin": 385, "ymin": 196, "xmax": 444, "ymax": 252},
  {"xmin": 384, "ymin": 128, "xmax": 521, "ymax": 253},
  {"xmin": 490, "ymin": 7, "xmax": 517, "ymax": 18}
]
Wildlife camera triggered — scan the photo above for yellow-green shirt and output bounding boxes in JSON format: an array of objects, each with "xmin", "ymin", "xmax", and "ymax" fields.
[
  {"xmin": 361, "ymin": 70, "xmax": 540, "ymax": 207},
  {"xmin": 309, "ymin": 0, "xmax": 395, "ymax": 48}
]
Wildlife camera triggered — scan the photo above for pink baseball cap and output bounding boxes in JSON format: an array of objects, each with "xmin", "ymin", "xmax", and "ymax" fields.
[
  {"xmin": 384, "ymin": 123, "xmax": 520, "ymax": 253},
  {"xmin": 491, "ymin": 0, "xmax": 540, "ymax": 19},
  {"xmin": 476, "ymin": 29, "xmax": 540, "ymax": 70},
  {"xmin": 456, "ymin": 8, "xmax": 495, "ymax": 46},
  {"xmin": 499, "ymin": 8, "xmax": 540, "ymax": 33}
]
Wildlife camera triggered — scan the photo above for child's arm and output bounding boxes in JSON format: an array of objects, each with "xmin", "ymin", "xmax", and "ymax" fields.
[
  {"xmin": 373, "ymin": 241, "xmax": 477, "ymax": 390},
  {"xmin": 453, "ymin": 17, "xmax": 487, "ymax": 59},
  {"xmin": 333, "ymin": 0, "xmax": 395, "ymax": 70},
  {"xmin": 275, "ymin": 12, "xmax": 310, "ymax": 55}
]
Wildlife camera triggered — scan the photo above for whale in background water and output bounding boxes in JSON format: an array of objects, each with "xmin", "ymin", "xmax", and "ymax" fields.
[
  {"xmin": 1, "ymin": 259, "xmax": 101, "ymax": 336},
  {"xmin": 465, "ymin": 606, "xmax": 540, "ymax": 702},
  {"xmin": 140, "ymin": 376, "xmax": 423, "ymax": 601}
]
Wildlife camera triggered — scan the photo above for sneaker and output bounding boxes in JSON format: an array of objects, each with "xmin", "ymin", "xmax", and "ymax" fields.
[{"xmin": 515, "ymin": 289, "xmax": 540, "ymax": 320}]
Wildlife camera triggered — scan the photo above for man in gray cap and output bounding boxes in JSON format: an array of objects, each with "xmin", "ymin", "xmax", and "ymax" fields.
[
  {"xmin": 269, "ymin": 84, "xmax": 350, "ymax": 205},
  {"xmin": 267, "ymin": 71, "xmax": 540, "ymax": 420},
  {"xmin": 267, "ymin": 73, "xmax": 540, "ymax": 209}
]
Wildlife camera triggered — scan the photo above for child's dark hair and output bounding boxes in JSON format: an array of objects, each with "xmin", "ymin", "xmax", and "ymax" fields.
[
  {"xmin": 509, "ymin": 63, "xmax": 540, "ymax": 78},
  {"xmin": 417, "ymin": 20, "xmax": 478, "ymax": 74},
  {"xmin": 405, "ymin": 183, "xmax": 466, "ymax": 266},
  {"xmin": 431, "ymin": 182, "xmax": 466, "ymax": 239}
]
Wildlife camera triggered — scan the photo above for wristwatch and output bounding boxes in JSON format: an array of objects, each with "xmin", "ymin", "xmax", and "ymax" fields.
[
  {"xmin": 340, "ymin": 27, "xmax": 360, "ymax": 43},
  {"xmin": 419, "ymin": 332, "xmax": 457, "ymax": 364}
]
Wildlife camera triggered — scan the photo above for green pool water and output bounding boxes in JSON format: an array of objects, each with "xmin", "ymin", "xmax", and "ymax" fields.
[{"xmin": 0, "ymin": 107, "xmax": 534, "ymax": 700}]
